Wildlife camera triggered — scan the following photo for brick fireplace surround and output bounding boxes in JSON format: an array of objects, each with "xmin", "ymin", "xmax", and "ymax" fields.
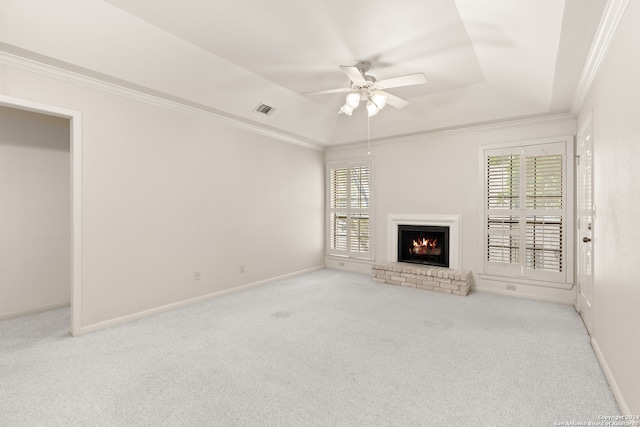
[
  {"xmin": 372, "ymin": 263, "xmax": 473, "ymax": 296},
  {"xmin": 376, "ymin": 214, "xmax": 472, "ymax": 296}
]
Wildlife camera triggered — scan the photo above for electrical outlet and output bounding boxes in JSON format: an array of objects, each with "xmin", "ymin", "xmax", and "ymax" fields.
[
  {"xmin": 505, "ymin": 284, "xmax": 516, "ymax": 291},
  {"xmin": 240, "ymin": 265, "xmax": 245, "ymax": 273},
  {"xmin": 194, "ymin": 272, "xmax": 201, "ymax": 281},
  {"xmin": 339, "ymin": 262, "xmax": 345, "ymax": 267}
]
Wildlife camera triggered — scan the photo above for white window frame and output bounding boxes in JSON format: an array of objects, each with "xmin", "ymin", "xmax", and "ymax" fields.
[
  {"xmin": 480, "ymin": 136, "xmax": 574, "ymax": 286},
  {"xmin": 326, "ymin": 158, "xmax": 374, "ymax": 260}
]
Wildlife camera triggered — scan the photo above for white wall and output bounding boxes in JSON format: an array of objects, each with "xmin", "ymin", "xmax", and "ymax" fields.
[
  {"xmin": 577, "ymin": 0, "xmax": 640, "ymax": 414},
  {"xmin": 0, "ymin": 106, "xmax": 70, "ymax": 318},
  {"xmin": 0, "ymin": 62, "xmax": 325, "ymax": 330},
  {"xmin": 326, "ymin": 115, "xmax": 576, "ymax": 303}
]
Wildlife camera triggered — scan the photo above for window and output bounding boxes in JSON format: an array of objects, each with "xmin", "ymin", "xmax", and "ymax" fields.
[
  {"xmin": 484, "ymin": 139, "xmax": 572, "ymax": 283},
  {"xmin": 327, "ymin": 160, "xmax": 372, "ymax": 259}
]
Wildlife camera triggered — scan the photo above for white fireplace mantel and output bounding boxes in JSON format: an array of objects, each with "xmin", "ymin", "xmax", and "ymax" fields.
[{"xmin": 387, "ymin": 214, "xmax": 462, "ymax": 270}]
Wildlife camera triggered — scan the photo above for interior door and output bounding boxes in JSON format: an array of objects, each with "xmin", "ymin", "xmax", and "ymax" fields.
[{"xmin": 576, "ymin": 117, "xmax": 594, "ymax": 335}]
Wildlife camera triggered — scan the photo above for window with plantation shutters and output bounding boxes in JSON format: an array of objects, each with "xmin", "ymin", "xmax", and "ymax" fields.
[
  {"xmin": 484, "ymin": 140, "xmax": 572, "ymax": 283},
  {"xmin": 327, "ymin": 160, "xmax": 372, "ymax": 259}
]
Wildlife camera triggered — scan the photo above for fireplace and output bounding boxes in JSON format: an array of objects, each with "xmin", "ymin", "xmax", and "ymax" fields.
[
  {"xmin": 388, "ymin": 214, "xmax": 461, "ymax": 269},
  {"xmin": 397, "ymin": 225, "xmax": 450, "ymax": 267}
]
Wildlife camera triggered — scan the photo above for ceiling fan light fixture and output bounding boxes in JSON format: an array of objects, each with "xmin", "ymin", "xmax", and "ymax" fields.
[
  {"xmin": 371, "ymin": 91, "xmax": 387, "ymax": 110},
  {"xmin": 340, "ymin": 104, "xmax": 354, "ymax": 115},
  {"xmin": 366, "ymin": 100, "xmax": 379, "ymax": 117},
  {"xmin": 346, "ymin": 92, "xmax": 361, "ymax": 109}
]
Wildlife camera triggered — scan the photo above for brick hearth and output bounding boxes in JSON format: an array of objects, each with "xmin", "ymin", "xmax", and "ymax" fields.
[{"xmin": 372, "ymin": 262, "xmax": 472, "ymax": 296}]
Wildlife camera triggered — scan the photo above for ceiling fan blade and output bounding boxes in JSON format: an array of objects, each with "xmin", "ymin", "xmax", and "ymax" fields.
[
  {"xmin": 303, "ymin": 87, "xmax": 353, "ymax": 95},
  {"xmin": 377, "ymin": 73, "xmax": 427, "ymax": 90},
  {"xmin": 383, "ymin": 92, "xmax": 410, "ymax": 109},
  {"xmin": 339, "ymin": 65, "xmax": 366, "ymax": 84}
]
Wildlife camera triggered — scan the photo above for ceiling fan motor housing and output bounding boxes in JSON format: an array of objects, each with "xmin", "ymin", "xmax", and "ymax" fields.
[{"xmin": 355, "ymin": 61, "xmax": 371, "ymax": 74}]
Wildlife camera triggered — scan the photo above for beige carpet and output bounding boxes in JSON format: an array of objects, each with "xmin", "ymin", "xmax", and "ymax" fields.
[{"xmin": 0, "ymin": 269, "xmax": 620, "ymax": 426}]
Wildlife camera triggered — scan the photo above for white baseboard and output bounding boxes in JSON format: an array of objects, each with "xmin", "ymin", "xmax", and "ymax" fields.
[
  {"xmin": 0, "ymin": 301, "xmax": 71, "ymax": 321},
  {"xmin": 591, "ymin": 337, "xmax": 631, "ymax": 414},
  {"xmin": 325, "ymin": 256, "xmax": 373, "ymax": 274},
  {"xmin": 471, "ymin": 285, "xmax": 576, "ymax": 305},
  {"xmin": 75, "ymin": 266, "xmax": 325, "ymax": 336},
  {"xmin": 473, "ymin": 274, "xmax": 576, "ymax": 305}
]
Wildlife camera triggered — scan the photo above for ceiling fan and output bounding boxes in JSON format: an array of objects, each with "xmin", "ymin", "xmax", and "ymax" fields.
[{"xmin": 303, "ymin": 61, "xmax": 427, "ymax": 117}]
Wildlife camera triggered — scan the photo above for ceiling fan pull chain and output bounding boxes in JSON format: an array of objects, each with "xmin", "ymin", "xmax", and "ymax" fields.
[{"xmin": 367, "ymin": 113, "xmax": 371, "ymax": 155}]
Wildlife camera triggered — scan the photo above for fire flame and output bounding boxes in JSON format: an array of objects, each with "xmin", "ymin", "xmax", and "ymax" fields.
[
  {"xmin": 409, "ymin": 237, "xmax": 439, "ymax": 255},
  {"xmin": 412, "ymin": 237, "xmax": 438, "ymax": 249}
]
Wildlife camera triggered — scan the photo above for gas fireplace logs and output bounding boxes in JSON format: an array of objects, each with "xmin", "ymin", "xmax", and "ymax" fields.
[{"xmin": 372, "ymin": 262, "xmax": 472, "ymax": 296}]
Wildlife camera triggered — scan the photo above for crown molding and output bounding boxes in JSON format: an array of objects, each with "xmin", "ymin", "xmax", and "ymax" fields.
[
  {"xmin": 0, "ymin": 50, "xmax": 325, "ymax": 151},
  {"xmin": 571, "ymin": 0, "xmax": 631, "ymax": 114},
  {"xmin": 326, "ymin": 113, "xmax": 576, "ymax": 152}
]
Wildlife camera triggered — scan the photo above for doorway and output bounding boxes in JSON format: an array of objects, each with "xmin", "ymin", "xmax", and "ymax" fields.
[
  {"xmin": 576, "ymin": 114, "xmax": 594, "ymax": 335},
  {"xmin": 0, "ymin": 95, "xmax": 82, "ymax": 336}
]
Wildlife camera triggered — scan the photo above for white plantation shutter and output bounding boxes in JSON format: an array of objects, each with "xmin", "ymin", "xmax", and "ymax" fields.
[
  {"xmin": 487, "ymin": 153, "xmax": 520, "ymax": 210},
  {"xmin": 486, "ymin": 151, "xmax": 521, "ymax": 274},
  {"xmin": 486, "ymin": 148, "xmax": 523, "ymax": 276},
  {"xmin": 328, "ymin": 160, "xmax": 372, "ymax": 259},
  {"xmin": 525, "ymin": 153, "xmax": 564, "ymax": 274},
  {"xmin": 487, "ymin": 215, "xmax": 520, "ymax": 265},
  {"xmin": 330, "ymin": 167, "xmax": 348, "ymax": 252},
  {"xmin": 350, "ymin": 213, "xmax": 370, "ymax": 253},
  {"xmin": 484, "ymin": 141, "xmax": 569, "ymax": 282}
]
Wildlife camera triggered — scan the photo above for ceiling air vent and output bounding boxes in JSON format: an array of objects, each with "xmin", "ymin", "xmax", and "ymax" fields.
[{"xmin": 254, "ymin": 103, "xmax": 275, "ymax": 116}]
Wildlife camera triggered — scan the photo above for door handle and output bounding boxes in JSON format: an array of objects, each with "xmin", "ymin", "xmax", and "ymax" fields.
[{"xmin": 582, "ymin": 237, "xmax": 591, "ymax": 243}]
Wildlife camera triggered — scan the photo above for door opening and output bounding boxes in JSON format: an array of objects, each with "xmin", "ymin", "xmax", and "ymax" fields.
[{"xmin": 0, "ymin": 95, "xmax": 82, "ymax": 336}]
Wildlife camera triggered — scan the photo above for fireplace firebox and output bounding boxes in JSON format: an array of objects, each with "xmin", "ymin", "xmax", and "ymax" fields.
[{"xmin": 398, "ymin": 225, "xmax": 449, "ymax": 267}]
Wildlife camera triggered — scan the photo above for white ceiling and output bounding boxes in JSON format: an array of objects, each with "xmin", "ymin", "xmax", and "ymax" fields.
[{"xmin": 0, "ymin": 0, "xmax": 608, "ymax": 146}]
